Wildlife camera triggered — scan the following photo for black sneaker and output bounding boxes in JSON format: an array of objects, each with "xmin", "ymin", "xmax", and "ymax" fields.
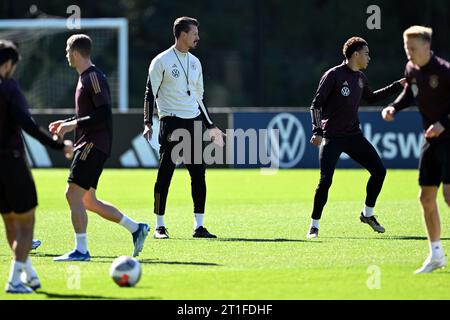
[
  {"xmin": 306, "ymin": 226, "xmax": 319, "ymax": 239},
  {"xmin": 153, "ymin": 226, "xmax": 169, "ymax": 239},
  {"xmin": 193, "ymin": 226, "xmax": 217, "ymax": 238},
  {"xmin": 360, "ymin": 213, "xmax": 385, "ymax": 233}
]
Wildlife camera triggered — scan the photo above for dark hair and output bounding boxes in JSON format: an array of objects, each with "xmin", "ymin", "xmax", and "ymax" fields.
[
  {"xmin": 173, "ymin": 17, "xmax": 199, "ymax": 39},
  {"xmin": 67, "ymin": 34, "xmax": 92, "ymax": 57},
  {"xmin": 0, "ymin": 40, "xmax": 20, "ymax": 66},
  {"xmin": 343, "ymin": 37, "xmax": 368, "ymax": 59}
]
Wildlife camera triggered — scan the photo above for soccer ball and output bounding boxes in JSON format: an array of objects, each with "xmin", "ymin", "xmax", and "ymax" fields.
[{"xmin": 110, "ymin": 256, "xmax": 142, "ymax": 287}]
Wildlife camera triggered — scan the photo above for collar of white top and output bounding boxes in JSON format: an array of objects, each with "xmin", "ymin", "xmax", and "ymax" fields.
[{"xmin": 172, "ymin": 45, "xmax": 189, "ymax": 56}]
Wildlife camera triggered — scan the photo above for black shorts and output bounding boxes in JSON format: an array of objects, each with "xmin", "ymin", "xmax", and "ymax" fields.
[
  {"xmin": 419, "ymin": 139, "xmax": 450, "ymax": 186},
  {"xmin": 68, "ymin": 143, "xmax": 108, "ymax": 191},
  {"xmin": 0, "ymin": 153, "xmax": 37, "ymax": 214}
]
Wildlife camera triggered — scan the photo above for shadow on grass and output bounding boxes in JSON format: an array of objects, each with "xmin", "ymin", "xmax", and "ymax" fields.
[
  {"xmin": 324, "ymin": 236, "xmax": 450, "ymax": 241},
  {"xmin": 137, "ymin": 259, "xmax": 222, "ymax": 266},
  {"xmin": 25, "ymin": 253, "xmax": 222, "ymax": 267},
  {"xmin": 215, "ymin": 238, "xmax": 312, "ymax": 243},
  {"xmin": 36, "ymin": 290, "xmax": 159, "ymax": 300}
]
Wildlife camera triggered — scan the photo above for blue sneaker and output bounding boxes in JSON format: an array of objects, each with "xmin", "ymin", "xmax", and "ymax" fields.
[
  {"xmin": 31, "ymin": 239, "xmax": 41, "ymax": 250},
  {"xmin": 5, "ymin": 282, "xmax": 33, "ymax": 294},
  {"xmin": 132, "ymin": 223, "xmax": 150, "ymax": 257},
  {"xmin": 53, "ymin": 250, "xmax": 91, "ymax": 262}
]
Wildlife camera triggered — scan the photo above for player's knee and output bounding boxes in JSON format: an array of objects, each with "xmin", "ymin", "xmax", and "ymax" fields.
[
  {"xmin": 65, "ymin": 187, "xmax": 82, "ymax": 204},
  {"xmin": 82, "ymin": 195, "xmax": 98, "ymax": 211},
  {"xmin": 419, "ymin": 192, "xmax": 435, "ymax": 207}
]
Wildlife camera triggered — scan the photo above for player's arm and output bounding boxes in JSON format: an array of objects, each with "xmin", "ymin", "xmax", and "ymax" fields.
[
  {"xmin": 195, "ymin": 63, "xmax": 225, "ymax": 147},
  {"xmin": 143, "ymin": 59, "xmax": 164, "ymax": 141},
  {"xmin": 57, "ymin": 73, "xmax": 112, "ymax": 137},
  {"xmin": 362, "ymin": 76, "xmax": 404, "ymax": 104},
  {"xmin": 382, "ymin": 81, "xmax": 415, "ymax": 122},
  {"xmin": 195, "ymin": 63, "xmax": 214, "ymax": 129},
  {"xmin": 425, "ymin": 71, "xmax": 450, "ymax": 137},
  {"xmin": 9, "ymin": 82, "xmax": 65, "ymax": 150},
  {"xmin": 310, "ymin": 70, "xmax": 335, "ymax": 145}
]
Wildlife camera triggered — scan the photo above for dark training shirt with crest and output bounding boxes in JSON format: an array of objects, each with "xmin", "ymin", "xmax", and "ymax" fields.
[
  {"xmin": 74, "ymin": 65, "xmax": 113, "ymax": 156},
  {"xmin": 310, "ymin": 62, "xmax": 403, "ymax": 139},
  {"xmin": 392, "ymin": 54, "xmax": 450, "ymax": 142}
]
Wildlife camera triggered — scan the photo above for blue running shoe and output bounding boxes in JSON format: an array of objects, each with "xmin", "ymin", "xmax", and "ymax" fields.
[
  {"xmin": 5, "ymin": 282, "xmax": 33, "ymax": 294},
  {"xmin": 53, "ymin": 250, "xmax": 91, "ymax": 262},
  {"xmin": 31, "ymin": 239, "xmax": 41, "ymax": 250},
  {"xmin": 132, "ymin": 223, "xmax": 150, "ymax": 257}
]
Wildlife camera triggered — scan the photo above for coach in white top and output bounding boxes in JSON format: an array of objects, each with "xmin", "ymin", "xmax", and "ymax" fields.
[{"xmin": 143, "ymin": 16, "xmax": 225, "ymax": 239}]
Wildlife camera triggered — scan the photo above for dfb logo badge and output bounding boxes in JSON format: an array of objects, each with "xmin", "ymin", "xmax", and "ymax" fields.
[{"xmin": 267, "ymin": 113, "xmax": 306, "ymax": 168}]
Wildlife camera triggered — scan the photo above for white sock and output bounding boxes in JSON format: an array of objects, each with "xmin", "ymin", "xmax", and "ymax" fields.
[
  {"xmin": 430, "ymin": 241, "xmax": 444, "ymax": 260},
  {"xmin": 194, "ymin": 213, "xmax": 204, "ymax": 229},
  {"xmin": 119, "ymin": 215, "xmax": 139, "ymax": 233},
  {"xmin": 24, "ymin": 258, "xmax": 37, "ymax": 281},
  {"xmin": 156, "ymin": 215, "xmax": 165, "ymax": 228},
  {"xmin": 363, "ymin": 205, "xmax": 374, "ymax": 218},
  {"xmin": 75, "ymin": 233, "xmax": 88, "ymax": 254},
  {"xmin": 8, "ymin": 260, "xmax": 25, "ymax": 285},
  {"xmin": 310, "ymin": 219, "xmax": 320, "ymax": 229}
]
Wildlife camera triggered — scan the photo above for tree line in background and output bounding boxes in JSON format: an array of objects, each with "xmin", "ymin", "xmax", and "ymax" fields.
[{"xmin": 1, "ymin": 0, "xmax": 450, "ymax": 109}]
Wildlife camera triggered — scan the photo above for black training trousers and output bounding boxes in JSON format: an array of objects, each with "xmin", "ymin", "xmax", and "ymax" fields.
[
  {"xmin": 154, "ymin": 116, "xmax": 206, "ymax": 215},
  {"xmin": 311, "ymin": 133, "xmax": 386, "ymax": 220}
]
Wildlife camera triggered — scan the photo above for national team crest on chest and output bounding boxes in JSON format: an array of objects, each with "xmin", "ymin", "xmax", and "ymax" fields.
[
  {"xmin": 429, "ymin": 75, "xmax": 439, "ymax": 89},
  {"xmin": 190, "ymin": 61, "xmax": 197, "ymax": 71}
]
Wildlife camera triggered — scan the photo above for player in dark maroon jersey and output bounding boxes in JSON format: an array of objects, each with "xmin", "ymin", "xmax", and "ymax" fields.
[
  {"xmin": 49, "ymin": 35, "xmax": 149, "ymax": 262},
  {"xmin": 0, "ymin": 40, "xmax": 73, "ymax": 293},
  {"xmin": 307, "ymin": 37, "xmax": 405, "ymax": 239},
  {"xmin": 382, "ymin": 26, "xmax": 450, "ymax": 274}
]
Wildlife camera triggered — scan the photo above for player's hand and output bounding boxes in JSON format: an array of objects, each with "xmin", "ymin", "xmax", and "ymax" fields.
[
  {"xmin": 425, "ymin": 122, "xmax": 445, "ymax": 139},
  {"xmin": 143, "ymin": 124, "xmax": 153, "ymax": 142},
  {"xmin": 382, "ymin": 106, "xmax": 396, "ymax": 122},
  {"xmin": 310, "ymin": 135, "xmax": 323, "ymax": 146},
  {"xmin": 48, "ymin": 120, "xmax": 65, "ymax": 134},
  {"xmin": 208, "ymin": 127, "xmax": 226, "ymax": 147},
  {"xmin": 63, "ymin": 140, "xmax": 74, "ymax": 160},
  {"xmin": 399, "ymin": 78, "xmax": 407, "ymax": 87},
  {"xmin": 56, "ymin": 121, "xmax": 77, "ymax": 138}
]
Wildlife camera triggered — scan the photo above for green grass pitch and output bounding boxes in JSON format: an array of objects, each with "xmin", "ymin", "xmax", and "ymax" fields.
[{"xmin": 0, "ymin": 169, "xmax": 449, "ymax": 300}]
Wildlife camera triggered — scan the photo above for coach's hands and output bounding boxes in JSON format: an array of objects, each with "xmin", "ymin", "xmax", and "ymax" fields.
[
  {"xmin": 425, "ymin": 122, "xmax": 445, "ymax": 139},
  {"xmin": 310, "ymin": 135, "xmax": 323, "ymax": 146},
  {"xmin": 399, "ymin": 78, "xmax": 407, "ymax": 87},
  {"xmin": 382, "ymin": 106, "xmax": 396, "ymax": 122},
  {"xmin": 143, "ymin": 124, "xmax": 153, "ymax": 142},
  {"xmin": 208, "ymin": 127, "xmax": 226, "ymax": 147}
]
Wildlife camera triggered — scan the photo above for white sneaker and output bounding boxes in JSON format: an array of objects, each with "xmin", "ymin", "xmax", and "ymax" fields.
[
  {"xmin": 21, "ymin": 273, "xmax": 41, "ymax": 290},
  {"xmin": 414, "ymin": 256, "xmax": 447, "ymax": 274}
]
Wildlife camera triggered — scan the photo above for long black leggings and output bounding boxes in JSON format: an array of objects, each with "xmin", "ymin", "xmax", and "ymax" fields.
[
  {"xmin": 311, "ymin": 134, "xmax": 387, "ymax": 220},
  {"xmin": 154, "ymin": 116, "xmax": 206, "ymax": 215}
]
